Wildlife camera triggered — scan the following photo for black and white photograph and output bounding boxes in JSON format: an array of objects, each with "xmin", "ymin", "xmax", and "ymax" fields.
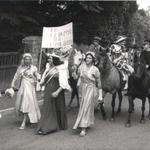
[{"xmin": 0, "ymin": 0, "xmax": 150, "ymax": 149}]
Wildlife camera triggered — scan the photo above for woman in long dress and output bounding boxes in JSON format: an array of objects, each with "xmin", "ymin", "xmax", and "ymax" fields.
[
  {"xmin": 37, "ymin": 54, "xmax": 71, "ymax": 135},
  {"xmin": 11, "ymin": 53, "xmax": 41, "ymax": 129},
  {"xmin": 73, "ymin": 51, "xmax": 103, "ymax": 137}
]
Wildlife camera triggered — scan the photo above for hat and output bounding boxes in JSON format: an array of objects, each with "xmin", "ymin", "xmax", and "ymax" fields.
[
  {"xmin": 115, "ymin": 36, "xmax": 127, "ymax": 44},
  {"xmin": 93, "ymin": 36, "xmax": 102, "ymax": 42},
  {"xmin": 49, "ymin": 52, "xmax": 61, "ymax": 58},
  {"xmin": 60, "ymin": 46, "xmax": 72, "ymax": 57},
  {"xmin": 143, "ymin": 40, "xmax": 150, "ymax": 45}
]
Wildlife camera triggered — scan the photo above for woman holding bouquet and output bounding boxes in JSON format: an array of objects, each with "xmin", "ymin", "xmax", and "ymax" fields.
[{"xmin": 9, "ymin": 53, "xmax": 41, "ymax": 129}]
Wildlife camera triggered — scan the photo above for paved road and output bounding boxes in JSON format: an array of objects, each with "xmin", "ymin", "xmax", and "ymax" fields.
[{"xmin": 1, "ymin": 93, "xmax": 150, "ymax": 150}]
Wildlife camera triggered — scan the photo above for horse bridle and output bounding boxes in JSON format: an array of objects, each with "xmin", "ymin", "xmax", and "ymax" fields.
[{"xmin": 75, "ymin": 53, "xmax": 84, "ymax": 69}]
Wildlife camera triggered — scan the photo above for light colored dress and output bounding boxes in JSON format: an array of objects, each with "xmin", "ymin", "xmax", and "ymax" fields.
[
  {"xmin": 111, "ymin": 50, "xmax": 134, "ymax": 75},
  {"xmin": 11, "ymin": 65, "xmax": 41, "ymax": 123},
  {"xmin": 73, "ymin": 63, "xmax": 100, "ymax": 129}
]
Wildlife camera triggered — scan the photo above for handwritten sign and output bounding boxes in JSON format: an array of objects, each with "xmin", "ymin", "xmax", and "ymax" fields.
[{"xmin": 41, "ymin": 22, "xmax": 73, "ymax": 48}]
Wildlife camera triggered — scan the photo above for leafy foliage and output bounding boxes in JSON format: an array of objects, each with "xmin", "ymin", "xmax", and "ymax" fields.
[
  {"xmin": 128, "ymin": 9, "xmax": 150, "ymax": 48},
  {"xmin": 0, "ymin": 1, "xmax": 138, "ymax": 52}
]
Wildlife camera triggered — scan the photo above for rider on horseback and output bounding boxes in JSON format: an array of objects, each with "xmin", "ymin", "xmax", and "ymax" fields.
[
  {"xmin": 110, "ymin": 36, "xmax": 134, "ymax": 89},
  {"xmin": 141, "ymin": 40, "xmax": 150, "ymax": 70},
  {"xmin": 141, "ymin": 40, "xmax": 150, "ymax": 94}
]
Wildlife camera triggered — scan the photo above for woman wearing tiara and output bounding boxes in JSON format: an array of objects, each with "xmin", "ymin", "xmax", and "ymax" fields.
[{"xmin": 73, "ymin": 51, "xmax": 103, "ymax": 137}]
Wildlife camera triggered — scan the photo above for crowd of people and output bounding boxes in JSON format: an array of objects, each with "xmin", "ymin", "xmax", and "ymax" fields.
[{"xmin": 2, "ymin": 35, "xmax": 150, "ymax": 137}]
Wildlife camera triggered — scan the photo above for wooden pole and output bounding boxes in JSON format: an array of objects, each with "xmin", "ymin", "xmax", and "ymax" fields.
[{"xmin": 38, "ymin": 47, "xmax": 42, "ymax": 72}]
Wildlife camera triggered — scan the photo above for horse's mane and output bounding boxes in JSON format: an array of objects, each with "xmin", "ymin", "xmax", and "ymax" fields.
[
  {"xmin": 99, "ymin": 51, "xmax": 107, "ymax": 56},
  {"xmin": 97, "ymin": 51, "xmax": 112, "ymax": 74},
  {"xmin": 129, "ymin": 56, "xmax": 150, "ymax": 96}
]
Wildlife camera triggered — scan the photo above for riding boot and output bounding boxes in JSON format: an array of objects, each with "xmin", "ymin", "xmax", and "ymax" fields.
[
  {"xmin": 122, "ymin": 80, "xmax": 126, "ymax": 90},
  {"xmin": 126, "ymin": 75, "xmax": 133, "ymax": 96},
  {"xmin": 119, "ymin": 72, "xmax": 126, "ymax": 90}
]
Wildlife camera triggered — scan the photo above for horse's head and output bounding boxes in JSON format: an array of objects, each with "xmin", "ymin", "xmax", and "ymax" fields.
[
  {"xmin": 96, "ymin": 51, "xmax": 110, "ymax": 73},
  {"xmin": 68, "ymin": 48, "xmax": 84, "ymax": 74},
  {"xmin": 73, "ymin": 49, "xmax": 84, "ymax": 67},
  {"xmin": 134, "ymin": 57, "xmax": 146, "ymax": 79}
]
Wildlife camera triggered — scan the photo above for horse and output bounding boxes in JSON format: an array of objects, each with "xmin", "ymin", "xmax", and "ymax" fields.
[
  {"xmin": 96, "ymin": 51, "xmax": 123, "ymax": 120},
  {"xmin": 125, "ymin": 56, "xmax": 150, "ymax": 127},
  {"xmin": 67, "ymin": 48, "xmax": 84, "ymax": 109}
]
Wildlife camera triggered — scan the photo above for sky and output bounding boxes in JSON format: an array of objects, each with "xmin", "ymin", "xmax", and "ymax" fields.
[{"xmin": 137, "ymin": 0, "xmax": 150, "ymax": 10}]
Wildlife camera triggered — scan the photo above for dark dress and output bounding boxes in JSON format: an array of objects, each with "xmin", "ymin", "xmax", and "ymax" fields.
[
  {"xmin": 140, "ymin": 51, "xmax": 150, "ymax": 70},
  {"xmin": 37, "ymin": 75, "xmax": 67, "ymax": 134}
]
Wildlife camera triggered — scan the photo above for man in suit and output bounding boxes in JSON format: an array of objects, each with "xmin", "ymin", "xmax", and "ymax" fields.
[{"xmin": 141, "ymin": 40, "xmax": 150, "ymax": 70}]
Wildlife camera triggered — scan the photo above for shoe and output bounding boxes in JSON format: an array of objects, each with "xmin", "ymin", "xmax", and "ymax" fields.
[
  {"xmin": 37, "ymin": 130, "xmax": 47, "ymax": 135},
  {"xmin": 37, "ymin": 131, "xmax": 44, "ymax": 135},
  {"xmin": 19, "ymin": 125, "xmax": 25, "ymax": 130},
  {"xmin": 79, "ymin": 130, "xmax": 86, "ymax": 137}
]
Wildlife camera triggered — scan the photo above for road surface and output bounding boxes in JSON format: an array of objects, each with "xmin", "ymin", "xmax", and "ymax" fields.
[{"xmin": 1, "ymin": 93, "xmax": 150, "ymax": 150}]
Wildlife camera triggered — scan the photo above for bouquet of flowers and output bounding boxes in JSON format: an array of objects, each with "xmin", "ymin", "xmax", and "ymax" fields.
[{"xmin": 5, "ymin": 88, "xmax": 15, "ymax": 98}]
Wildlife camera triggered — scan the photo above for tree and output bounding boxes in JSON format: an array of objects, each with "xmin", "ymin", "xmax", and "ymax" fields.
[
  {"xmin": 0, "ymin": 1, "xmax": 138, "ymax": 52},
  {"xmin": 128, "ymin": 9, "xmax": 150, "ymax": 48}
]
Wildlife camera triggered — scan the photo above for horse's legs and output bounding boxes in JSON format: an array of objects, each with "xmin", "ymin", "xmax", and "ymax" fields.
[
  {"xmin": 140, "ymin": 98, "xmax": 146, "ymax": 123},
  {"xmin": 100, "ymin": 103, "xmax": 107, "ymax": 120},
  {"xmin": 98, "ymin": 91, "xmax": 107, "ymax": 120},
  {"xmin": 125, "ymin": 96, "xmax": 134, "ymax": 127},
  {"xmin": 111, "ymin": 92, "xmax": 116, "ymax": 120},
  {"xmin": 67, "ymin": 90, "xmax": 76, "ymax": 109},
  {"xmin": 117, "ymin": 89, "xmax": 123, "ymax": 114},
  {"xmin": 128, "ymin": 76, "xmax": 134, "ymax": 113},
  {"xmin": 132, "ymin": 100, "xmax": 135, "ymax": 113},
  {"xmin": 147, "ymin": 97, "xmax": 150, "ymax": 118}
]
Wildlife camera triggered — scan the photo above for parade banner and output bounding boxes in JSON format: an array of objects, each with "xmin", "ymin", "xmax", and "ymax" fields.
[{"xmin": 41, "ymin": 22, "xmax": 73, "ymax": 48}]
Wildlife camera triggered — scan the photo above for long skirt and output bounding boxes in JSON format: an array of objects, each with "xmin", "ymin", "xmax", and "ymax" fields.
[
  {"xmin": 73, "ymin": 83, "xmax": 97, "ymax": 129},
  {"xmin": 15, "ymin": 77, "xmax": 41, "ymax": 123},
  {"xmin": 37, "ymin": 77, "xmax": 67, "ymax": 134}
]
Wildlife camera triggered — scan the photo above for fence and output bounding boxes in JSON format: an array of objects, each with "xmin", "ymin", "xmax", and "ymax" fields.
[{"xmin": 0, "ymin": 52, "xmax": 20, "ymax": 91}]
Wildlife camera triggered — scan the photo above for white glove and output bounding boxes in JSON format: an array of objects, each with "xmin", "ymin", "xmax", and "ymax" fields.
[
  {"xmin": 98, "ymin": 89, "xmax": 103, "ymax": 103},
  {"xmin": 72, "ymin": 72, "xmax": 78, "ymax": 80},
  {"xmin": 37, "ymin": 74, "xmax": 41, "ymax": 81},
  {"xmin": 77, "ymin": 77, "xmax": 81, "ymax": 87},
  {"xmin": 146, "ymin": 65, "xmax": 149, "ymax": 69}
]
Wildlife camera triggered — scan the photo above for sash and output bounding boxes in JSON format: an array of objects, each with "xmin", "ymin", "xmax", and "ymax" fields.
[
  {"xmin": 13, "ymin": 67, "xmax": 30, "ymax": 90},
  {"xmin": 44, "ymin": 67, "xmax": 58, "ymax": 85}
]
